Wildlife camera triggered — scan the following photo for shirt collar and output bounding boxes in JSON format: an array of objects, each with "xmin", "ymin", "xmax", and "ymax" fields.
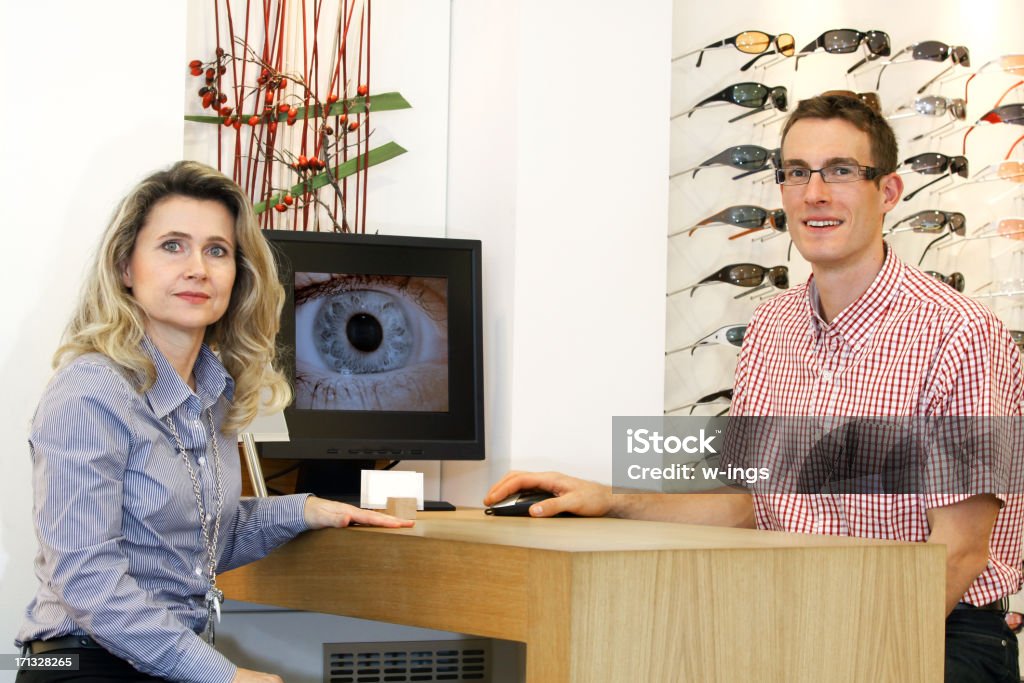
[
  {"xmin": 805, "ymin": 242, "xmax": 904, "ymax": 350},
  {"xmin": 143, "ymin": 337, "xmax": 234, "ymax": 418}
]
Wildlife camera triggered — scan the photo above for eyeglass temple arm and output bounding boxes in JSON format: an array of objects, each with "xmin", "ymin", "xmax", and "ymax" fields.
[
  {"xmin": 740, "ymin": 50, "xmax": 777, "ymax": 72},
  {"xmin": 734, "ymin": 282, "xmax": 771, "ymax": 299},
  {"xmin": 916, "ymin": 63, "xmax": 955, "ymax": 94},
  {"xmin": 903, "ymin": 173, "xmax": 953, "ymax": 202},
  {"xmin": 733, "ymin": 166, "xmax": 771, "ymax": 180},
  {"xmin": 674, "ymin": 38, "xmax": 727, "ymax": 62},
  {"xmin": 729, "ymin": 104, "xmax": 770, "ymax": 124},
  {"xmin": 910, "ymin": 119, "xmax": 956, "ymax": 143},
  {"xmin": 917, "ymin": 232, "xmax": 950, "ymax": 266},
  {"xmin": 885, "ymin": 215, "xmax": 912, "ymax": 234}
]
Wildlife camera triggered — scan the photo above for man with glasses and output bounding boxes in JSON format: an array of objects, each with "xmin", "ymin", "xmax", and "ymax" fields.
[{"xmin": 487, "ymin": 93, "xmax": 1024, "ymax": 682}]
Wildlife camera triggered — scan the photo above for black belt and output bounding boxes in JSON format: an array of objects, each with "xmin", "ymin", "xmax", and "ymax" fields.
[
  {"xmin": 954, "ymin": 597, "xmax": 1009, "ymax": 613},
  {"xmin": 26, "ymin": 635, "xmax": 103, "ymax": 655}
]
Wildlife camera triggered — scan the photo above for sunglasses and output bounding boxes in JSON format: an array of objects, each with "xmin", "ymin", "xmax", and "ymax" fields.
[
  {"xmin": 667, "ymin": 388, "xmax": 734, "ymax": 417},
  {"xmin": 796, "ymin": 29, "xmax": 890, "ymax": 70},
  {"xmin": 674, "ymin": 145, "xmax": 780, "ymax": 180},
  {"xmin": 861, "ymin": 41, "xmax": 970, "ymax": 91},
  {"xmin": 962, "ymin": 103, "xmax": 1024, "ymax": 155},
  {"xmin": 670, "ymin": 263, "xmax": 789, "ymax": 298},
  {"xmin": 924, "ymin": 270, "xmax": 965, "ymax": 292},
  {"xmin": 899, "ymin": 153, "xmax": 969, "ymax": 201},
  {"xmin": 890, "ymin": 95, "xmax": 966, "ymax": 121},
  {"xmin": 935, "ymin": 219, "xmax": 1024, "ymax": 253},
  {"xmin": 887, "ymin": 210, "xmax": 966, "ymax": 265},
  {"xmin": 1010, "ymin": 331, "xmax": 1024, "ymax": 352},
  {"xmin": 668, "ymin": 324, "xmax": 747, "ymax": 356},
  {"xmin": 964, "ymin": 55, "xmax": 1024, "ymax": 103},
  {"xmin": 679, "ymin": 205, "xmax": 786, "ymax": 238},
  {"xmin": 676, "ymin": 30, "xmax": 796, "ymax": 70},
  {"xmin": 679, "ymin": 82, "xmax": 788, "ymax": 123}
]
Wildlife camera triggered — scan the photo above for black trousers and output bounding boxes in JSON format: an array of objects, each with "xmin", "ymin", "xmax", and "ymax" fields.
[
  {"xmin": 16, "ymin": 647, "xmax": 163, "ymax": 683},
  {"xmin": 946, "ymin": 608, "xmax": 1020, "ymax": 683}
]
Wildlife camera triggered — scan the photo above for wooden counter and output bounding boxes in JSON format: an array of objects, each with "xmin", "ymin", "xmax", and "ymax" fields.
[{"xmin": 218, "ymin": 509, "xmax": 944, "ymax": 682}]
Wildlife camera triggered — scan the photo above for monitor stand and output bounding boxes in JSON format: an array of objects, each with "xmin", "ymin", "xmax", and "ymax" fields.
[{"xmin": 293, "ymin": 460, "xmax": 455, "ymax": 511}]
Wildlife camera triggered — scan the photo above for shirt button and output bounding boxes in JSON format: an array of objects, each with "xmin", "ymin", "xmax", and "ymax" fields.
[
  {"xmin": 194, "ymin": 566, "xmax": 203, "ymax": 576},
  {"xmin": 205, "ymin": 513, "xmax": 212, "ymax": 522},
  {"xmin": 197, "ymin": 457, "xmax": 207, "ymax": 467},
  {"xmin": 193, "ymin": 419, "xmax": 202, "ymax": 428}
]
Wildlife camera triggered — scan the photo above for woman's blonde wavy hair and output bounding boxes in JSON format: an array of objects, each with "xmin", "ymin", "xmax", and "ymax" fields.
[{"xmin": 56, "ymin": 160, "xmax": 292, "ymax": 433}]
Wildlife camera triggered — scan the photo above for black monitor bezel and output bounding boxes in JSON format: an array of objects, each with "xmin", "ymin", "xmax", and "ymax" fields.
[{"xmin": 260, "ymin": 230, "xmax": 484, "ymax": 461}]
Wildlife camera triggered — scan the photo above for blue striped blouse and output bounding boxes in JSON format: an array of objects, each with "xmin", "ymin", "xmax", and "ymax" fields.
[{"xmin": 16, "ymin": 342, "xmax": 310, "ymax": 682}]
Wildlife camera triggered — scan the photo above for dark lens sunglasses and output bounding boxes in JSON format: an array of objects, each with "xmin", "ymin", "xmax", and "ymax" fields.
[
  {"xmin": 679, "ymin": 82, "xmax": 788, "ymax": 123},
  {"xmin": 796, "ymin": 29, "xmax": 890, "ymax": 70},
  {"xmin": 675, "ymin": 145, "xmax": 779, "ymax": 180},
  {"xmin": 900, "ymin": 153, "xmax": 969, "ymax": 201},
  {"xmin": 672, "ymin": 263, "xmax": 788, "ymax": 298},
  {"xmin": 682, "ymin": 205, "xmax": 786, "ymax": 237},
  {"xmin": 924, "ymin": 270, "xmax": 965, "ymax": 292},
  {"xmin": 859, "ymin": 41, "xmax": 970, "ymax": 90},
  {"xmin": 676, "ymin": 30, "xmax": 796, "ymax": 69},
  {"xmin": 887, "ymin": 210, "xmax": 966, "ymax": 265}
]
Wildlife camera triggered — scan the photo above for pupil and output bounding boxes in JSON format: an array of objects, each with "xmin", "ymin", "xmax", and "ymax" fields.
[{"xmin": 346, "ymin": 313, "xmax": 384, "ymax": 352}]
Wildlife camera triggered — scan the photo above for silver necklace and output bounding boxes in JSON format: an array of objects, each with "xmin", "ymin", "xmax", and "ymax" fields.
[{"xmin": 165, "ymin": 409, "xmax": 225, "ymax": 645}]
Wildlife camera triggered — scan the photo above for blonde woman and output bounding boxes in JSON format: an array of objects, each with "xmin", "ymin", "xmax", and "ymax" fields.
[{"xmin": 16, "ymin": 161, "xmax": 411, "ymax": 683}]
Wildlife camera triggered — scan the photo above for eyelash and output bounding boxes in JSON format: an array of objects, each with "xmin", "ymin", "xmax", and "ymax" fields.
[{"xmin": 160, "ymin": 241, "xmax": 230, "ymax": 257}]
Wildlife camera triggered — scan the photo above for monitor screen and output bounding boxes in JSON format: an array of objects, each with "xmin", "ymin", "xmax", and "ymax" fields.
[{"xmin": 260, "ymin": 230, "xmax": 485, "ymax": 463}]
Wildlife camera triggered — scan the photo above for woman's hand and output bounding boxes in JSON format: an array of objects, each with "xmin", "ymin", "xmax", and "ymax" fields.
[
  {"xmin": 232, "ymin": 667, "xmax": 283, "ymax": 682},
  {"xmin": 303, "ymin": 496, "xmax": 416, "ymax": 529}
]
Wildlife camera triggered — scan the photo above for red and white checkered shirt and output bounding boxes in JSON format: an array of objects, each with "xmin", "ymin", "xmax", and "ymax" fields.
[{"xmin": 732, "ymin": 247, "xmax": 1024, "ymax": 606}]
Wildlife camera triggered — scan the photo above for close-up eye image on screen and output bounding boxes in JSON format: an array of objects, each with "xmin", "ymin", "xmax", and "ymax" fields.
[{"xmin": 294, "ymin": 272, "xmax": 449, "ymax": 412}]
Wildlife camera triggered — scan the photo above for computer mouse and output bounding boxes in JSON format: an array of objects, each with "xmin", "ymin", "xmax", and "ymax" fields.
[{"xmin": 485, "ymin": 489, "xmax": 555, "ymax": 516}]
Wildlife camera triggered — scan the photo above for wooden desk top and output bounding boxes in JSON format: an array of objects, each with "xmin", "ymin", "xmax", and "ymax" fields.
[{"xmin": 350, "ymin": 508, "xmax": 927, "ymax": 552}]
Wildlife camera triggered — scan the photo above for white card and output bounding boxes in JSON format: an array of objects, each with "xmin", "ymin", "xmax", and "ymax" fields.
[{"xmin": 360, "ymin": 470, "xmax": 425, "ymax": 510}]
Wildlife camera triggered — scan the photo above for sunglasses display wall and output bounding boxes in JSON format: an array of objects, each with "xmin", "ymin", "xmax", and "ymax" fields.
[{"xmin": 668, "ymin": 21, "xmax": 1024, "ymax": 417}]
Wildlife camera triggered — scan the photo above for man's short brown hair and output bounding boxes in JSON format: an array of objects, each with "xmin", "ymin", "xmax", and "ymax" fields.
[{"xmin": 780, "ymin": 93, "xmax": 899, "ymax": 182}]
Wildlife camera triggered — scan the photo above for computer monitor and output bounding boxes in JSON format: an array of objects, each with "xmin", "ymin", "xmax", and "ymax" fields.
[{"xmin": 260, "ymin": 230, "xmax": 485, "ymax": 501}]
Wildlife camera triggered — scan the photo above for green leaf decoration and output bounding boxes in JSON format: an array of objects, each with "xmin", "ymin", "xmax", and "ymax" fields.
[
  {"xmin": 253, "ymin": 141, "xmax": 407, "ymax": 214},
  {"xmin": 185, "ymin": 91, "xmax": 411, "ymax": 124}
]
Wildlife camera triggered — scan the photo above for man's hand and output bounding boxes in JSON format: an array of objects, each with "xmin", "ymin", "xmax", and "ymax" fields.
[
  {"xmin": 484, "ymin": 471, "xmax": 613, "ymax": 517},
  {"xmin": 303, "ymin": 496, "xmax": 415, "ymax": 530},
  {"xmin": 232, "ymin": 667, "xmax": 283, "ymax": 682}
]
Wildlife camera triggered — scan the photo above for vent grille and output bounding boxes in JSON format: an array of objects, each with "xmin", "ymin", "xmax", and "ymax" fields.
[{"xmin": 324, "ymin": 639, "xmax": 491, "ymax": 683}]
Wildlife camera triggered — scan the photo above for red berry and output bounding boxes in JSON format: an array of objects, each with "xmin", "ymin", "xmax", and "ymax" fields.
[
  {"xmin": 205, "ymin": 68, "xmax": 215, "ymax": 79},
  {"xmin": 248, "ymin": 115, "xmax": 260, "ymax": 126},
  {"xmin": 286, "ymin": 115, "xmax": 297, "ymax": 126},
  {"xmin": 223, "ymin": 117, "xmax": 233, "ymax": 127},
  {"xmin": 357, "ymin": 84, "xmax": 368, "ymax": 96},
  {"xmin": 327, "ymin": 93, "xmax": 339, "ymax": 104},
  {"xmin": 323, "ymin": 126, "xmax": 334, "ymax": 135},
  {"xmin": 288, "ymin": 107, "xmax": 298, "ymax": 118},
  {"xmin": 265, "ymin": 90, "xmax": 275, "ymax": 105},
  {"xmin": 202, "ymin": 93, "xmax": 214, "ymax": 109},
  {"xmin": 268, "ymin": 121, "xmax": 278, "ymax": 134},
  {"xmin": 218, "ymin": 93, "xmax": 227, "ymax": 104},
  {"xmin": 190, "ymin": 67, "xmax": 203, "ymax": 77},
  {"xmin": 232, "ymin": 120, "xmax": 242, "ymax": 130},
  {"xmin": 279, "ymin": 78, "xmax": 288, "ymax": 89},
  {"xmin": 278, "ymin": 103, "xmax": 290, "ymax": 113},
  {"xmin": 189, "ymin": 59, "xmax": 203, "ymax": 68},
  {"xmin": 220, "ymin": 106, "xmax": 233, "ymax": 116},
  {"xmin": 274, "ymin": 203, "xmax": 287, "ymax": 213},
  {"xmin": 217, "ymin": 65, "xmax": 226, "ymax": 76},
  {"xmin": 283, "ymin": 193, "xmax": 294, "ymax": 206},
  {"xmin": 297, "ymin": 154, "xmax": 308, "ymax": 169},
  {"xmin": 215, "ymin": 47, "xmax": 225, "ymax": 58},
  {"xmin": 338, "ymin": 114, "xmax": 348, "ymax": 125},
  {"xmin": 347, "ymin": 120, "xmax": 359, "ymax": 131}
]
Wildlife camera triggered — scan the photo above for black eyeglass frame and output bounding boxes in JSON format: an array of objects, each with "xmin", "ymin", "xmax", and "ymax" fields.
[{"xmin": 775, "ymin": 164, "xmax": 883, "ymax": 185}]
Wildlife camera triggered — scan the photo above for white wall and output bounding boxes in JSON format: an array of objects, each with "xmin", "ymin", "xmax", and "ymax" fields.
[
  {"xmin": 0, "ymin": 0, "xmax": 671, "ymax": 680},
  {"xmin": 0, "ymin": 3, "xmax": 188, "ymax": 680}
]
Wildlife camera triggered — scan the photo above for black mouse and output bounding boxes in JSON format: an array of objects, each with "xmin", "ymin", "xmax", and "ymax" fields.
[{"xmin": 485, "ymin": 489, "xmax": 555, "ymax": 516}]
